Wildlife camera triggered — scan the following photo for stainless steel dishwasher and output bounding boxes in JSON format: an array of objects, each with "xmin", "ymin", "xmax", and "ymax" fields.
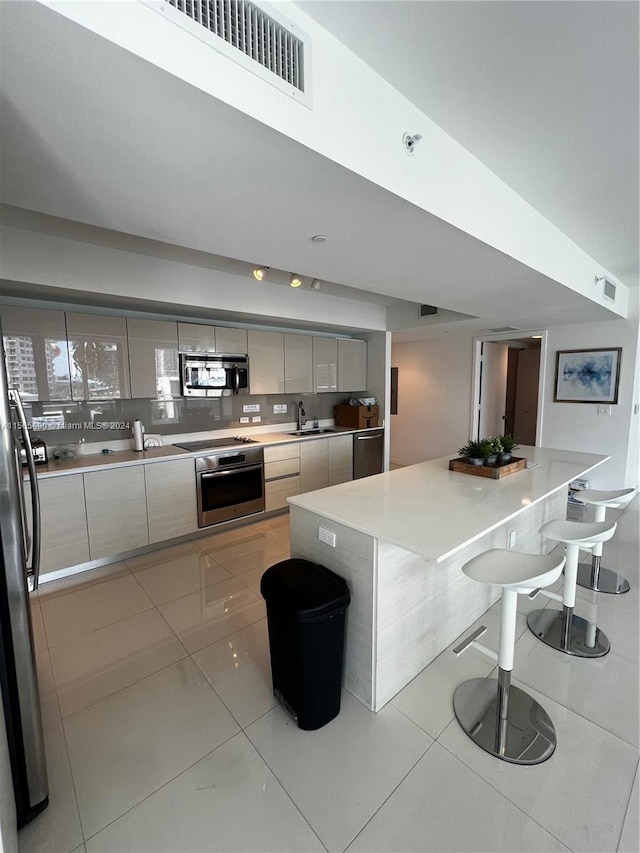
[{"xmin": 353, "ymin": 429, "xmax": 384, "ymax": 479}]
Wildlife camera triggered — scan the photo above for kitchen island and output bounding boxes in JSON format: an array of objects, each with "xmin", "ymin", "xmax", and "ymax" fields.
[{"xmin": 287, "ymin": 446, "xmax": 608, "ymax": 712}]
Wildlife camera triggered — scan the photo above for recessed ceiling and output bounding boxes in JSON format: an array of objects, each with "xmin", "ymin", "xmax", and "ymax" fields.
[
  {"xmin": 0, "ymin": 0, "xmax": 635, "ymax": 338},
  {"xmin": 299, "ymin": 0, "xmax": 639, "ymax": 288}
]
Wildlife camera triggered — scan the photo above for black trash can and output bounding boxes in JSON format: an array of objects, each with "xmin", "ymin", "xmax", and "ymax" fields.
[{"xmin": 261, "ymin": 558, "xmax": 350, "ymax": 731}]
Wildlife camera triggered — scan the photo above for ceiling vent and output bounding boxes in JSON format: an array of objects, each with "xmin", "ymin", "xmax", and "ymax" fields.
[
  {"xmin": 158, "ymin": 0, "xmax": 308, "ymax": 98},
  {"xmin": 419, "ymin": 305, "xmax": 438, "ymax": 317},
  {"xmin": 599, "ymin": 277, "xmax": 616, "ymax": 302}
]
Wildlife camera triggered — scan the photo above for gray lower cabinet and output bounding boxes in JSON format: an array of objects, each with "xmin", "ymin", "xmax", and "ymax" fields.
[
  {"xmin": 28, "ymin": 474, "xmax": 90, "ymax": 578},
  {"xmin": 264, "ymin": 443, "xmax": 300, "ymax": 511},
  {"xmin": 84, "ymin": 466, "xmax": 149, "ymax": 559},
  {"xmin": 300, "ymin": 438, "xmax": 330, "ymax": 493},
  {"xmin": 145, "ymin": 459, "xmax": 197, "ymax": 543},
  {"xmin": 328, "ymin": 434, "xmax": 353, "ymax": 485}
]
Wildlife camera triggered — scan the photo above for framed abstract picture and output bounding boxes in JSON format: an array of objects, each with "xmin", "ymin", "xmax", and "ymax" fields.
[{"xmin": 554, "ymin": 348, "xmax": 622, "ymax": 404}]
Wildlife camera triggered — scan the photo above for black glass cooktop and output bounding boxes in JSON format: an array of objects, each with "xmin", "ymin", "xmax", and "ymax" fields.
[{"xmin": 174, "ymin": 436, "xmax": 259, "ymax": 452}]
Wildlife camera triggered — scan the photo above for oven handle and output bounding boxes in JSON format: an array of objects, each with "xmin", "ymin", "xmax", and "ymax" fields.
[{"xmin": 200, "ymin": 463, "xmax": 264, "ymax": 478}]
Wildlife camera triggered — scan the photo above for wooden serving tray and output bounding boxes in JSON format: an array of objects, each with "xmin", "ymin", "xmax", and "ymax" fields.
[{"xmin": 449, "ymin": 456, "xmax": 527, "ymax": 479}]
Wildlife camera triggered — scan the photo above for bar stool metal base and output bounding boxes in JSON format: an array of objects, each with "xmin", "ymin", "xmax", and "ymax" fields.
[
  {"xmin": 453, "ymin": 676, "xmax": 556, "ymax": 765},
  {"xmin": 527, "ymin": 608, "xmax": 610, "ymax": 657},
  {"xmin": 576, "ymin": 563, "xmax": 630, "ymax": 595}
]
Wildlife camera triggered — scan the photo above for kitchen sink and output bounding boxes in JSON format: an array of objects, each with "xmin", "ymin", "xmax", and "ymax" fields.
[{"xmin": 286, "ymin": 429, "xmax": 339, "ymax": 436}]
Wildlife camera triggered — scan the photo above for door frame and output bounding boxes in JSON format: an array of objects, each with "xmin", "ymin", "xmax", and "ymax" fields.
[{"xmin": 469, "ymin": 329, "xmax": 548, "ymax": 444}]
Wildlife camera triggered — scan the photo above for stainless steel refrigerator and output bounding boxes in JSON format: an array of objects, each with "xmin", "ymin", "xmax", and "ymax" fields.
[{"xmin": 0, "ymin": 321, "xmax": 48, "ymax": 827}]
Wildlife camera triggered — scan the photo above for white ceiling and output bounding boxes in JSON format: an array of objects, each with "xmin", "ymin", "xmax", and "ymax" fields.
[
  {"xmin": 300, "ymin": 0, "xmax": 639, "ymax": 289},
  {"xmin": 0, "ymin": 0, "xmax": 637, "ymax": 336}
]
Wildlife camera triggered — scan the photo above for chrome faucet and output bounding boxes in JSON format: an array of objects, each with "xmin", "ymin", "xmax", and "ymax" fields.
[{"xmin": 297, "ymin": 400, "xmax": 307, "ymax": 431}]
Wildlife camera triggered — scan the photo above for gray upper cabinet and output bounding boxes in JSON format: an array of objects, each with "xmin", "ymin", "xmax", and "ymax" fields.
[
  {"xmin": 215, "ymin": 326, "xmax": 247, "ymax": 354},
  {"xmin": 65, "ymin": 313, "xmax": 131, "ymax": 399},
  {"xmin": 248, "ymin": 330, "xmax": 284, "ymax": 394},
  {"xmin": 177, "ymin": 322, "xmax": 216, "ymax": 352},
  {"xmin": 0, "ymin": 306, "xmax": 72, "ymax": 400},
  {"xmin": 338, "ymin": 339, "xmax": 368, "ymax": 391},
  {"xmin": 312, "ymin": 337, "xmax": 338, "ymax": 393},
  {"xmin": 284, "ymin": 334, "xmax": 313, "ymax": 393},
  {"xmin": 127, "ymin": 318, "xmax": 180, "ymax": 399}
]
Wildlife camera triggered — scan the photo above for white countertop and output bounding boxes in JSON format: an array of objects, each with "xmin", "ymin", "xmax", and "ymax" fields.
[
  {"xmin": 288, "ymin": 446, "xmax": 608, "ymax": 563},
  {"xmin": 33, "ymin": 425, "xmax": 378, "ymax": 479}
]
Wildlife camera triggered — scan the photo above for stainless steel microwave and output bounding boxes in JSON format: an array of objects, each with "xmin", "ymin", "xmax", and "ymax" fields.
[{"xmin": 179, "ymin": 353, "xmax": 249, "ymax": 397}]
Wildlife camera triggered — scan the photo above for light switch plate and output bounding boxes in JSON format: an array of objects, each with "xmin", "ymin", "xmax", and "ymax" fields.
[
  {"xmin": 598, "ymin": 405, "xmax": 612, "ymax": 416},
  {"xmin": 239, "ymin": 417, "xmax": 250, "ymax": 424},
  {"xmin": 252, "ymin": 416, "xmax": 261, "ymax": 423},
  {"xmin": 243, "ymin": 404, "xmax": 260, "ymax": 413},
  {"xmin": 273, "ymin": 404, "xmax": 288, "ymax": 414}
]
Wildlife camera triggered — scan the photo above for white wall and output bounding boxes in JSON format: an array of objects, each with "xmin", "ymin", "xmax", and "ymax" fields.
[
  {"xmin": 540, "ymin": 302, "xmax": 640, "ymax": 488},
  {"xmin": 391, "ymin": 302, "xmax": 640, "ymax": 487},
  {"xmin": 390, "ymin": 336, "xmax": 474, "ymax": 466}
]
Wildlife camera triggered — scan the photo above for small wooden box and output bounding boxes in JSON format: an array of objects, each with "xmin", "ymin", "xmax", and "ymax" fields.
[
  {"xmin": 448, "ymin": 456, "xmax": 527, "ymax": 479},
  {"xmin": 335, "ymin": 405, "xmax": 378, "ymax": 429}
]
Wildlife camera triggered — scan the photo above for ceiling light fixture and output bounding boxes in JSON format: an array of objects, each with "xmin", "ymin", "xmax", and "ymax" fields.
[
  {"xmin": 311, "ymin": 235, "xmax": 328, "ymax": 243},
  {"xmin": 531, "ymin": 335, "xmax": 542, "ymax": 339},
  {"xmin": 289, "ymin": 273, "xmax": 302, "ymax": 288},
  {"xmin": 252, "ymin": 266, "xmax": 268, "ymax": 281},
  {"xmin": 310, "ymin": 279, "xmax": 321, "ymax": 290}
]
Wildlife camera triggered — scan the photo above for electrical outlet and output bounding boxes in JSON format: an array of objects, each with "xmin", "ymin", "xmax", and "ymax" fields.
[
  {"xmin": 508, "ymin": 530, "xmax": 516, "ymax": 549},
  {"xmin": 251, "ymin": 415, "xmax": 261, "ymax": 423},
  {"xmin": 239, "ymin": 417, "xmax": 249, "ymax": 424},
  {"xmin": 597, "ymin": 405, "xmax": 612, "ymax": 416},
  {"xmin": 318, "ymin": 527, "xmax": 336, "ymax": 547}
]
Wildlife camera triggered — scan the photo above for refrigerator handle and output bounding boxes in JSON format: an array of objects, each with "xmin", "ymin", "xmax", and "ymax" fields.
[{"xmin": 9, "ymin": 389, "xmax": 41, "ymax": 592}]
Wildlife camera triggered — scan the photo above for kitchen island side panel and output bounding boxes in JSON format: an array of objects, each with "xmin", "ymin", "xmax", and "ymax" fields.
[
  {"xmin": 289, "ymin": 506, "xmax": 376, "ymax": 708},
  {"xmin": 374, "ymin": 487, "xmax": 567, "ymax": 710}
]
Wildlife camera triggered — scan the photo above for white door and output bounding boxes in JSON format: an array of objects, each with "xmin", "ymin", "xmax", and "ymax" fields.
[{"xmin": 477, "ymin": 342, "xmax": 508, "ymax": 438}]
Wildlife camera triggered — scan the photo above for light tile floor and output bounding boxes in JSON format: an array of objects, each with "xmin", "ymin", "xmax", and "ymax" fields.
[{"xmin": 20, "ymin": 502, "xmax": 639, "ymax": 853}]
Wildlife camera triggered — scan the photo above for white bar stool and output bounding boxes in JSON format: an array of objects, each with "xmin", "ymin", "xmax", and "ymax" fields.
[
  {"xmin": 527, "ymin": 520, "xmax": 616, "ymax": 657},
  {"xmin": 575, "ymin": 488, "xmax": 635, "ymax": 594},
  {"xmin": 453, "ymin": 549, "xmax": 565, "ymax": 765}
]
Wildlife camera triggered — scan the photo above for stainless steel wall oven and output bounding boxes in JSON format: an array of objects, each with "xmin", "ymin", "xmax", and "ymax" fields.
[{"xmin": 195, "ymin": 445, "xmax": 265, "ymax": 526}]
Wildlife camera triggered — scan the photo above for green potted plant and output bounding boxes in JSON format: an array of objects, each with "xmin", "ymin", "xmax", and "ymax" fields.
[
  {"xmin": 459, "ymin": 438, "xmax": 493, "ymax": 466},
  {"xmin": 498, "ymin": 434, "xmax": 519, "ymax": 463},
  {"xmin": 484, "ymin": 437, "xmax": 501, "ymax": 466}
]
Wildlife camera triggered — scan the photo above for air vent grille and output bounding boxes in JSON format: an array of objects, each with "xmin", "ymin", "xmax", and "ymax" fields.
[{"xmin": 165, "ymin": 0, "xmax": 305, "ymax": 91}]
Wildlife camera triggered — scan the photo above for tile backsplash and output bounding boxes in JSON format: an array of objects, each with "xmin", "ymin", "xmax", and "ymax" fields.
[{"xmin": 24, "ymin": 392, "xmax": 366, "ymax": 447}]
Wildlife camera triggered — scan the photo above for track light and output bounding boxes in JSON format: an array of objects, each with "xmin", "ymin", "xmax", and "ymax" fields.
[
  {"xmin": 310, "ymin": 279, "xmax": 321, "ymax": 290},
  {"xmin": 289, "ymin": 273, "xmax": 302, "ymax": 288},
  {"xmin": 253, "ymin": 266, "xmax": 268, "ymax": 281}
]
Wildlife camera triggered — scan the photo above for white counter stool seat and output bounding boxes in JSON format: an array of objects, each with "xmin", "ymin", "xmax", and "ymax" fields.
[
  {"xmin": 527, "ymin": 520, "xmax": 616, "ymax": 658},
  {"xmin": 575, "ymin": 488, "xmax": 635, "ymax": 594},
  {"xmin": 453, "ymin": 549, "xmax": 565, "ymax": 765}
]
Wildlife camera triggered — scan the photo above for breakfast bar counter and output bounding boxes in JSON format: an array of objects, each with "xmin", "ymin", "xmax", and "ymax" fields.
[{"xmin": 287, "ymin": 446, "xmax": 608, "ymax": 711}]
